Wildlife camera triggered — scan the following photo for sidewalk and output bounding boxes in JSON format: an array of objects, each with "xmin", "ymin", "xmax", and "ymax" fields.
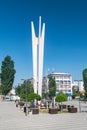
[{"xmin": 0, "ymin": 101, "xmax": 87, "ymax": 130}]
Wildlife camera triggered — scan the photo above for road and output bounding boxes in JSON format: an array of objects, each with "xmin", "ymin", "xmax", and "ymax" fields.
[{"xmin": 0, "ymin": 101, "xmax": 87, "ymax": 130}]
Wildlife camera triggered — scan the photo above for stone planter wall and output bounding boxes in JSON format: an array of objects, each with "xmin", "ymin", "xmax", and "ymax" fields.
[
  {"xmin": 49, "ymin": 108, "xmax": 58, "ymax": 114},
  {"xmin": 31, "ymin": 108, "xmax": 39, "ymax": 114},
  {"xmin": 58, "ymin": 104, "xmax": 67, "ymax": 111},
  {"xmin": 61, "ymin": 105, "xmax": 67, "ymax": 109},
  {"xmin": 68, "ymin": 108, "xmax": 77, "ymax": 113},
  {"xmin": 19, "ymin": 101, "xmax": 25, "ymax": 106}
]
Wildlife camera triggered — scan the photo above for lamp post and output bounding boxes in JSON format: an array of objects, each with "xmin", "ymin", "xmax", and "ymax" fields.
[
  {"xmin": 78, "ymin": 80, "xmax": 81, "ymax": 113},
  {"xmin": 21, "ymin": 79, "xmax": 28, "ymax": 116}
]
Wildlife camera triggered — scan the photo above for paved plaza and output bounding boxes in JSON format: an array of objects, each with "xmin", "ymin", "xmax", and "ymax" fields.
[{"xmin": 0, "ymin": 100, "xmax": 87, "ymax": 130}]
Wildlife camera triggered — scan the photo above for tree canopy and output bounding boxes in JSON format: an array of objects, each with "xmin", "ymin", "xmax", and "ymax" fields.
[
  {"xmin": 16, "ymin": 80, "xmax": 34, "ymax": 95},
  {"xmin": 1, "ymin": 55, "xmax": 16, "ymax": 95},
  {"xmin": 48, "ymin": 75, "xmax": 56, "ymax": 98},
  {"xmin": 72, "ymin": 86, "xmax": 79, "ymax": 99},
  {"xmin": 16, "ymin": 79, "xmax": 34, "ymax": 100},
  {"xmin": 83, "ymin": 68, "xmax": 87, "ymax": 96},
  {"xmin": 27, "ymin": 93, "xmax": 41, "ymax": 101},
  {"xmin": 55, "ymin": 93, "xmax": 67, "ymax": 103}
]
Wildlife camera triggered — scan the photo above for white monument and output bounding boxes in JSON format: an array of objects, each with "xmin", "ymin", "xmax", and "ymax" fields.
[{"xmin": 31, "ymin": 16, "xmax": 45, "ymax": 96}]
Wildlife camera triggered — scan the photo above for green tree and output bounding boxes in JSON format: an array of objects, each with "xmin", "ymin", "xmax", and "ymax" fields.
[
  {"xmin": 48, "ymin": 76, "xmax": 56, "ymax": 98},
  {"xmin": 1, "ymin": 56, "xmax": 16, "ymax": 95},
  {"xmin": 16, "ymin": 79, "xmax": 34, "ymax": 100},
  {"xmin": 55, "ymin": 93, "xmax": 67, "ymax": 111},
  {"xmin": 0, "ymin": 86, "xmax": 2, "ymax": 94},
  {"xmin": 83, "ymin": 68, "xmax": 87, "ymax": 96},
  {"xmin": 72, "ymin": 86, "xmax": 79, "ymax": 99},
  {"xmin": 27, "ymin": 93, "xmax": 41, "ymax": 102},
  {"xmin": 0, "ymin": 73, "xmax": 2, "ymax": 94},
  {"xmin": 55, "ymin": 92, "xmax": 67, "ymax": 103},
  {"xmin": 15, "ymin": 84, "xmax": 21, "ymax": 95}
]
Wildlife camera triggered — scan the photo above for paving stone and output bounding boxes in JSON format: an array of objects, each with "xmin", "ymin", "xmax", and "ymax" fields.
[{"xmin": 0, "ymin": 101, "xmax": 87, "ymax": 130}]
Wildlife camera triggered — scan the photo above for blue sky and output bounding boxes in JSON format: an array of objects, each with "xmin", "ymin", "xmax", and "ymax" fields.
[{"xmin": 0, "ymin": 0, "xmax": 87, "ymax": 86}]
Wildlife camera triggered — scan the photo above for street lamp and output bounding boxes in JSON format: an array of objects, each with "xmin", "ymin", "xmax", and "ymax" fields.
[
  {"xmin": 21, "ymin": 79, "xmax": 28, "ymax": 116},
  {"xmin": 78, "ymin": 80, "xmax": 81, "ymax": 113}
]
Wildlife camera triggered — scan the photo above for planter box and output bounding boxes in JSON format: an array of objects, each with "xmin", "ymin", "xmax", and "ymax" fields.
[
  {"xmin": 59, "ymin": 104, "xmax": 67, "ymax": 109},
  {"xmin": 31, "ymin": 108, "xmax": 39, "ymax": 114},
  {"xmin": 19, "ymin": 101, "xmax": 25, "ymax": 106},
  {"xmin": 68, "ymin": 108, "xmax": 77, "ymax": 113},
  {"xmin": 61, "ymin": 105, "xmax": 67, "ymax": 109},
  {"xmin": 49, "ymin": 108, "xmax": 58, "ymax": 114},
  {"xmin": 19, "ymin": 101, "xmax": 25, "ymax": 109},
  {"xmin": 58, "ymin": 104, "xmax": 67, "ymax": 111}
]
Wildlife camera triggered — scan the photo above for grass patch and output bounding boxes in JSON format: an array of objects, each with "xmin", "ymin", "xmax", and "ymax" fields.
[
  {"xmin": 39, "ymin": 109, "xmax": 48, "ymax": 113},
  {"xmin": 39, "ymin": 109, "xmax": 68, "ymax": 114}
]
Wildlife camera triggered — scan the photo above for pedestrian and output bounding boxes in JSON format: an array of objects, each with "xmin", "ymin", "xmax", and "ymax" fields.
[{"xmin": 16, "ymin": 100, "xmax": 19, "ymax": 107}]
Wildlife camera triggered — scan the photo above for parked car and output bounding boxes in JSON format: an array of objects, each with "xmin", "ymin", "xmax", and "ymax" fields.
[
  {"xmin": 10, "ymin": 95, "xmax": 20, "ymax": 101},
  {"xmin": 75, "ymin": 96, "xmax": 80, "ymax": 99},
  {"xmin": 5, "ymin": 96, "xmax": 10, "ymax": 101}
]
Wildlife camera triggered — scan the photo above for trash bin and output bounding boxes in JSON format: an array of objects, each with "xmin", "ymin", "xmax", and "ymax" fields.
[{"xmin": 24, "ymin": 107, "xmax": 26, "ymax": 113}]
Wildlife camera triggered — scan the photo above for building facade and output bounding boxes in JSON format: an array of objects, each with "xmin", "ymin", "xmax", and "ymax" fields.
[
  {"xmin": 72, "ymin": 80, "xmax": 84, "ymax": 94},
  {"xmin": 42, "ymin": 73, "xmax": 72, "ymax": 96},
  {"xmin": 31, "ymin": 16, "xmax": 45, "ymax": 96}
]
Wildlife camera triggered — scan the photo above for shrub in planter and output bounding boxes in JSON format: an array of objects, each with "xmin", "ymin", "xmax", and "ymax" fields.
[
  {"xmin": 55, "ymin": 93, "xmax": 67, "ymax": 111},
  {"xmin": 27, "ymin": 93, "xmax": 41, "ymax": 102},
  {"xmin": 68, "ymin": 106, "xmax": 77, "ymax": 113}
]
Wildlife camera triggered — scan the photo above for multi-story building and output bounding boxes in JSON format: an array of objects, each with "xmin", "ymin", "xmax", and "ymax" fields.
[
  {"xmin": 72, "ymin": 80, "xmax": 84, "ymax": 94},
  {"xmin": 42, "ymin": 73, "xmax": 72, "ymax": 96}
]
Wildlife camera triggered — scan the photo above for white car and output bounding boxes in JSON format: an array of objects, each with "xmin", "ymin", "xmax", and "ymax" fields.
[{"xmin": 10, "ymin": 95, "xmax": 20, "ymax": 101}]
